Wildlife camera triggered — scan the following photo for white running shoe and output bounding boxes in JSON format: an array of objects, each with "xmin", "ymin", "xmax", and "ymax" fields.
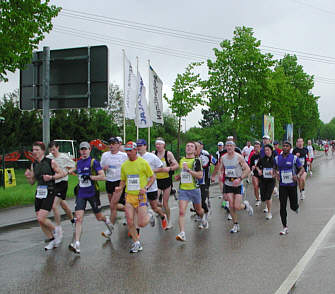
[
  {"xmin": 280, "ymin": 227, "xmax": 288, "ymax": 235},
  {"xmin": 265, "ymin": 212, "xmax": 272, "ymax": 220},
  {"xmin": 273, "ymin": 187, "xmax": 279, "ymax": 198},
  {"xmin": 310, "ymin": 171, "xmax": 312, "ymax": 176},
  {"xmin": 44, "ymin": 239, "xmax": 56, "ymax": 251},
  {"xmin": 129, "ymin": 241, "xmax": 143, "ymax": 253},
  {"xmin": 244, "ymin": 200, "xmax": 254, "ymax": 216},
  {"xmin": 198, "ymin": 217, "xmax": 209, "ymax": 229},
  {"xmin": 255, "ymin": 200, "xmax": 261, "ymax": 207},
  {"xmin": 166, "ymin": 221, "xmax": 173, "ymax": 230},
  {"xmin": 230, "ymin": 224, "xmax": 240, "ymax": 233},
  {"xmin": 148, "ymin": 211, "xmax": 155, "ymax": 227},
  {"xmin": 263, "ymin": 207, "xmax": 269, "ymax": 213},
  {"xmin": 300, "ymin": 191, "xmax": 305, "ymax": 200},
  {"xmin": 101, "ymin": 229, "xmax": 112, "ymax": 239},
  {"xmin": 227, "ymin": 214, "xmax": 232, "ymax": 220},
  {"xmin": 176, "ymin": 231, "xmax": 186, "ymax": 241}
]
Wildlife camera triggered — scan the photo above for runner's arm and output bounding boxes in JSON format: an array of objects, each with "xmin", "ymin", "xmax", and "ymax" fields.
[
  {"xmin": 91, "ymin": 169, "xmax": 105, "ymax": 181},
  {"xmin": 43, "ymin": 160, "xmax": 65, "ymax": 182},
  {"xmin": 24, "ymin": 163, "xmax": 35, "ymax": 185},
  {"xmin": 167, "ymin": 151, "xmax": 179, "ymax": 171}
]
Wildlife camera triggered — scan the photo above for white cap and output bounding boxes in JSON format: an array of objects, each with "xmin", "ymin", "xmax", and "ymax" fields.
[
  {"xmin": 262, "ymin": 135, "xmax": 270, "ymax": 140},
  {"xmin": 217, "ymin": 141, "xmax": 224, "ymax": 146}
]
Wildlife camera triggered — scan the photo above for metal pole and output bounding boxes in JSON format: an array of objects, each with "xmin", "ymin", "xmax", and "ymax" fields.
[
  {"xmin": 122, "ymin": 49, "xmax": 126, "ymax": 144},
  {"xmin": 0, "ymin": 117, "xmax": 4, "ymax": 189},
  {"xmin": 87, "ymin": 46, "xmax": 91, "ymax": 108},
  {"xmin": 42, "ymin": 46, "xmax": 50, "ymax": 146},
  {"xmin": 136, "ymin": 56, "xmax": 139, "ymax": 141}
]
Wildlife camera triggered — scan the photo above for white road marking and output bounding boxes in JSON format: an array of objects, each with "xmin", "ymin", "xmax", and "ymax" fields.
[{"xmin": 275, "ymin": 213, "xmax": 335, "ymax": 294}]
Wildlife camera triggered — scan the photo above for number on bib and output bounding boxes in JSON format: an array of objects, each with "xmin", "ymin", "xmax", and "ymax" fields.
[
  {"xmin": 181, "ymin": 171, "xmax": 193, "ymax": 184},
  {"xmin": 36, "ymin": 185, "xmax": 48, "ymax": 199},
  {"xmin": 127, "ymin": 175, "xmax": 140, "ymax": 191},
  {"xmin": 281, "ymin": 170, "xmax": 293, "ymax": 184}
]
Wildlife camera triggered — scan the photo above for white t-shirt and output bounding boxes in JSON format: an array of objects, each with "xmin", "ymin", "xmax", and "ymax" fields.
[
  {"xmin": 307, "ymin": 145, "xmax": 314, "ymax": 159},
  {"xmin": 100, "ymin": 151, "xmax": 128, "ymax": 182},
  {"xmin": 47, "ymin": 153, "xmax": 75, "ymax": 183},
  {"xmin": 139, "ymin": 152, "xmax": 163, "ymax": 192},
  {"xmin": 242, "ymin": 145, "xmax": 254, "ymax": 162}
]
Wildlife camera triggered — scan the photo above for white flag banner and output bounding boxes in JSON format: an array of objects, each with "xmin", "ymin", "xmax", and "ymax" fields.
[
  {"xmin": 148, "ymin": 65, "xmax": 164, "ymax": 124},
  {"xmin": 124, "ymin": 56, "xmax": 137, "ymax": 119},
  {"xmin": 135, "ymin": 75, "xmax": 152, "ymax": 128}
]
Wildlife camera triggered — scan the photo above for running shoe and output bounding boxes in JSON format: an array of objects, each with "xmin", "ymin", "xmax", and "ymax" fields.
[
  {"xmin": 300, "ymin": 191, "xmax": 305, "ymax": 200},
  {"xmin": 244, "ymin": 200, "xmax": 254, "ymax": 216},
  {"xmin": 265, "ymin": 212, "xmax": 272, "ymax": 220},
  {"xmin": 280, "ymin": 227, "xmax": 288, "ymax": 235},
  {"xmin": 230, "ymin": 224, "xmax": 239, "ymax": 233},
  {"xmin": 161, "ymin": 215, "xmax": 168, "ymax": 230},
  {"xmin": 227, "ymin": 214, "xmax": 233, "ymax": 220},
  {"xmin": 73, "ymin": 241, "xmax": 80, "ymax": 254},
  {"xmin": 193, "ymin": 215, "xmax": 202, "ymax": 222},
  {"xmin": 273, "ymin": 187, "xmax": 279, "ymax": 198},
  {"xmin": 148, "ymin": 211, "xmax": 155, "ymax": 227},
  {"xmin": 198, "ymin": 218, "xmax": 209, "ymax": 229},
  {"xmin": 218, "ymin": 195, "xmax": 223, "ymax": 199},
  {"xmin": 44, "ymin": 239, "xmax": 56, "ymax": 251},
  {"xmin": 166, "ymin": 221, "xmax": 173, "ymax": 230},
  {"xmin": 263, "ymin": 207, "xmax": 269, "ymax": 213},
  {"xmin": 176, "ymin": 231, "xmax": 186, "ymax": 241},
  {"xmin": 101, "ymin": 229, "xmax": 112, "ymax": 239},
  {"xmin": 129, "ymin": 241, "xmax": 143, "ymax": 253},
  {"xmin": 255, "ymin": 200, "xmax": 261, "ymax": 207},
  {"xmin": 309, "ymin": 171, "xmax": 313, "ymax": 176}
]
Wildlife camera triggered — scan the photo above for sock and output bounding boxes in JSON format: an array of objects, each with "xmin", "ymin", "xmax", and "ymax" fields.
[{"xmin": 136, "ymin": 228, "xmax": 140, "ymax": 235}]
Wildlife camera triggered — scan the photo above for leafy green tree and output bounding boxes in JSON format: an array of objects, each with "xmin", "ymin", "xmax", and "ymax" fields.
[
  {"xmin": 165, "ymin": 62, "xmax": 204, "ymax": 159},
  {"xmin": 107, "ymin": 83, "xmax": 124, "ymax": 127},
  {"xmin": 0, "ymin": 0, "xmax": 61, "ymax": 81},
  {"xmin": 202, "ymin": 26, "xmax": 274, "ymax": 141}
]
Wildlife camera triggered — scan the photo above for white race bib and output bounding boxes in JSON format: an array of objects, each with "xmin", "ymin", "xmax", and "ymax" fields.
[
  {"xmin": 225, "ymin": 168, "xmax": 237, "ymax": 178},
  {"xmin": 106, "ymin": 165, "xmax": 118, "ymax": 178},
  {"xmin": 127, "ymin": 175, "xmax": 140, "ymax": 191},
  {"xmin": 281, "ymin": 170, "xmax": 293, "ymax": 184},
  {"xmin": 79, "ymin": 175, "xmax": 92, "ymax": 188},
  {"xmin": 36, "ymin": 185, "xmax": 48, "ymax": 199},
  {"xmin": 263, "ymin": 168, "xmax": 273, "ymax": 179},
  {"xmin": 181, "ymin": 171, "xmax": 193, "ymax": 184}
]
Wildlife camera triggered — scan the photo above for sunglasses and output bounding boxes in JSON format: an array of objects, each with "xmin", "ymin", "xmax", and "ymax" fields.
[
  {"xmin": 80, "ymin": 147, "xmax": 88, "ymax": 150},
  {"xmin": 283, "ymin": 145, "xmax": 290, "ymax": 147}
]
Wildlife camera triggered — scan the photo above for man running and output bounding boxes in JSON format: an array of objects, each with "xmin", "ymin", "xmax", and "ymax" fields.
[
  {"xmin": 249, "ymin": 141, "xmax": 261, "ymax": 206},
  {"xmin": 154, "ymin": 137, "xmax": 179, "ymax": 229},
  {"xmin": 47, "ymin": 141, "xmax": 76, "ymax": 246},
  {"xmin": 275, "ymin": 141, "xmax": 304, "ymax": 235},
  {"xmin": 68, "ymin": 142, "xmax": 112, "ymax": 254},
  {"xmin": 175, "ymin": 142, "xmax": 207, "ymax": 241},
  {"xmin": 100, "ymin": 137, "xmax": 128, "ymax": 239},
  {"xmin": 242, "ymin": 141, "xmax": 254, "ymax": 163},
  {"xmin": 306, "ymin": 140, "xmax": 315, "ymax": 176},
  {"xmin": 293, "ymin": 138, "xmax": 309, "ymax": 200},
  {"xmin": 115, "ymin": 141, "xmax": 156, "ymax": 253},
  {"xmin": 24, "ymin": 141, "xmax": 65, "ymax": 250},
  {"xmin": 212, "ymin": 140, "xmax": 253, "ymax": 233},
  {"xmin": 260, "ymin": 135, "xmax": 271, "ymax": 158},
  {"xmin": 137, "ymin": 139, "xmax": 168, "ymax": 230},
  {"xmin": 215, "ymin": 142, "xmax": 225, "ymax": 198}
]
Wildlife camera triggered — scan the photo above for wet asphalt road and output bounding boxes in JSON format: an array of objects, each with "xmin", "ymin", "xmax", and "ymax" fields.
[{"xmin": 1, "ymin": 155, "xmax": 335, "ymax": 294}]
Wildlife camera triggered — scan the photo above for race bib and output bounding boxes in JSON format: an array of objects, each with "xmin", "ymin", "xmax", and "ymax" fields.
[
  {"xmin": 36, "ymin": 185, "xmax": 48, "ymax": 199},
  {"xmin": 263, "ymin": 168, "xmax": 273, "ymax": 179},
  {"xmin": 299, "ymin": 158, "xmax": 305, "ymax": 166},
  {"xmin": 225, "ymin": 168, "xmax": 237, "ymax": 178},
  {"xmin": 281, "ymin": 170, "xmax": 293, "ymax": 184},
  {"xmin": 106, "ymin": 165, "xmax": 118, "ymax": 178},
  {"xmin": 181, "ymin": 171, "xmax": 193, "ymax": 184},
  {"xmin": 127, "ymin": 175, "xmax": 140, "ymax": 191},
  {"xmin": 79, "ymin": 175, "xmax": 92, "ymax": 188}
]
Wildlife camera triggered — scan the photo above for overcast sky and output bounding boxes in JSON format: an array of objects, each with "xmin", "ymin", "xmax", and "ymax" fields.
[{"xmin": 2, "ymin": 0, "xmax": 335, "ymax": 129}]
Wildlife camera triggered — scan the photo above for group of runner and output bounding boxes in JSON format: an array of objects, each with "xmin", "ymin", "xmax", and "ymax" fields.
[{"xmin": 24, "ymin": 135, "xmax": 317, "ymax": 254}]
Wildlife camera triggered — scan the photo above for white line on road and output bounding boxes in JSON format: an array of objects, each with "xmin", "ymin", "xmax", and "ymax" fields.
[{"xmin": 275, "ymin": 213, "xmax": 335, "ymax": 294}]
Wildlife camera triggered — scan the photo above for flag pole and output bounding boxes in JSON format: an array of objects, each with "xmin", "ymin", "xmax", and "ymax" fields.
[
  {"xmin": 148, "ymin": 59, "xmax": 151, "ymax": 151},
  {"xmin": 122, "ymin": 49, "xmax": 126, "ymax": 144},
  {"xmin": 136, "ymin": 56, "xmax": 139, "ymax": 141}
]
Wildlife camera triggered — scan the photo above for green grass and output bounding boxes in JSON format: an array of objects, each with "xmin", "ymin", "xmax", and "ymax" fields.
[{"xmin": 0, "ymin": 169, "xmax": 106, "ymax": 209}]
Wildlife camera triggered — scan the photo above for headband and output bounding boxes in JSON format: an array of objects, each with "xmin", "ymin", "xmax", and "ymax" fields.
[
  {"xmin": 225, "ymin": 141, "xmax": 236, "ymax": 146},
  {"xmin": 155, "ymin": 140, "xmax": 165, "ymax": 145}
]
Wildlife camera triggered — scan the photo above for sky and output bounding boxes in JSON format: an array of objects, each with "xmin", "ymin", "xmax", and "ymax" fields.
[{"xmin": 2, "ymin": 0, "xmax": 335, "ymax": 129}]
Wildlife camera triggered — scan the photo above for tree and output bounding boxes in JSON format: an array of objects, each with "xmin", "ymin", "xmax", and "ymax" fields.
[
  {"xmin": 0, "ymin": 0, "xmax": 61, "ymax": 81},
  {"xmin": 202, "ymin": 26, "xmax": 275, "ymax": 141},
  {"xmin": 165, "ymin": 62, "xmax": 204, "ymax": 159},
  {"xmin": 107, "ymin": 83, "xmax": 124, "ymax": 126}
]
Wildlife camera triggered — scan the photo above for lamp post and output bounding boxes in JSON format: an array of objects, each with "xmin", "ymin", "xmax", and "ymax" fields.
[{"xmin": 0, "ymin": 116, "xmax": 5, "ymax": 189}]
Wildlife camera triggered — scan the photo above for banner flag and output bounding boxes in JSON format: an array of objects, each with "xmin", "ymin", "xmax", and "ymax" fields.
[
  {"xmin": 135, "ymin": 74, "xmax": 152, "ymax": 128},
  {"xmin": 148, "ymin": 65, "xmax": 164, "ymax": 124},
  {"xmin": 124, "ymin": 56, "xmax": 137, "ymax": 119}
]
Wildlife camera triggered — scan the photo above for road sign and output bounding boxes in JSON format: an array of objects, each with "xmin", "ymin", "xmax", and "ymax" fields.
[{"xmin": 20, "ymin": 45, "xmax": 108, "ymax": 110}]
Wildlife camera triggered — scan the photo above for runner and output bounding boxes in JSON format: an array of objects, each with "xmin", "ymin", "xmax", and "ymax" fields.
[
  {"xmin": 68, "ymin": 142, "xmax": 112, "ymax": 254},
  {"xmin": 212, "ymin": 140, "xmax": 253, "ymax": 233},
  {"xmin": 100, "ymin": 137, "xmax": 128, "ymax": 239},
  {"xmin": 249, "ymin": 141, "xmax": 261, "ymax": 206},
  {"xmin": 242, "ymin": 141, "xmax": 254, "ymax": 184},
  {"xmin": 137, "ymin": 139, "xmax": 168, "ymax": 230},
  {"xmin": 332, "ymin": 140, "xmax": 335, "ymax": 157},
  {"xmin": 292, "ymin": 138, "xmax": 309, "ymax": 200},
  {"xmin": 306, "ymin": 139, "xmax": 315, "ymax": 176},
  {"xmin": 24, "ymin": 141, "xmax": 65, "ymax": 250},
  {"xmin": 273, "ymin": 141, "xmax": 282, "ymax": 156},
  {"xmin": 47, "ymin": 141, "xmax": 76, "ymax": 246},
  {"xmin": 275, "ymin": 141, "xmax": 304, "ymax": 235},
  {"xmin": 215, "ymin": 142, "xmax": 225, "ymax": 198},
  {"xmin": 324, "ymin": 141, "xmax": 329, "ymax": 157},
  {"xmin": 154, "ymin": 137, "xmax": 179, "ymax": 229},
  {"xmin": 260, "ymin": 135, "xmax": 271, "ymax": 158},
  {"xmin": 256, "ymin": 144, "xmax": 276, "ymax": 220},
  {"xmin": 175, "ymin": 142, "xmax": 207, "ymax": 241},
  {"xmin": 115, "ymin": 141, "xmax": 156, "ymax": 253}
]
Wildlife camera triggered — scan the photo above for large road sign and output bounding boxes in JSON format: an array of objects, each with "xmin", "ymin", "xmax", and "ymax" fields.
[{"xmin": 20, "ymin": 45, "xmax": 108, "ymax": 110}]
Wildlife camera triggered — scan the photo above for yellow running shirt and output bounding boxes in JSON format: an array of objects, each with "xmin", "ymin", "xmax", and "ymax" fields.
[
  {"xmin": 121, "ymin": 157, "xmax": 154, "ymax": 196},
  {"xmin": 155, "ymin": 154, "xmax": 169, "ymax": 179},
  {"xmin": 179, "ymin": 157, "xmax": 202, "ymax": 190}
]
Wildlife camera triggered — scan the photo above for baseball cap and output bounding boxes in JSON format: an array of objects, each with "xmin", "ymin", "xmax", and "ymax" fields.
[
  {"xmin": 136, "ymin": 139, "xmax": 147, "ymax": 146},
  {"xmin": 79, "ymin": 141, "xmax": 90, "ymax": 149},
  {"xmin": 262, "ymin": 135, "xmax": 270, "ymax": 139},
  {"xmin": 283, "ymin": 140, "xmax": 292, "ymax": 147},
  {"xmin": 227, "ymin": 136, "xmax": 234, "ymax": 140},
  {"xmin": 254, "ymin": 140, "xmax": 261, "ymax": 145},
  {"xmin": 124, "ymin": 141, "xmax": 137, "ymax": 151},
  {"xmin": 108, "ymin": 137, "xmax": 119, "ymax": 144},
  {"xmin": 116, "ymin": 136, "xmax": 123, "ymax": 144},
  {"xmin": 197, "ymin": 140, "xmax": 204, "ymax": 145},
  {"xmin": 273, "ymin": 140, "xmax": 279, "ymax": 145},
  {"xmin": 217, "ymin": 141, "xmax": 224, "ymax": 146}
]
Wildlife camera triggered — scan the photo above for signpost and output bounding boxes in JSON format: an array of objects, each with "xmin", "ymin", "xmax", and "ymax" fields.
[{"xmin": 0, "ymin": 116, "xmax": 5, "ymax": 189}]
